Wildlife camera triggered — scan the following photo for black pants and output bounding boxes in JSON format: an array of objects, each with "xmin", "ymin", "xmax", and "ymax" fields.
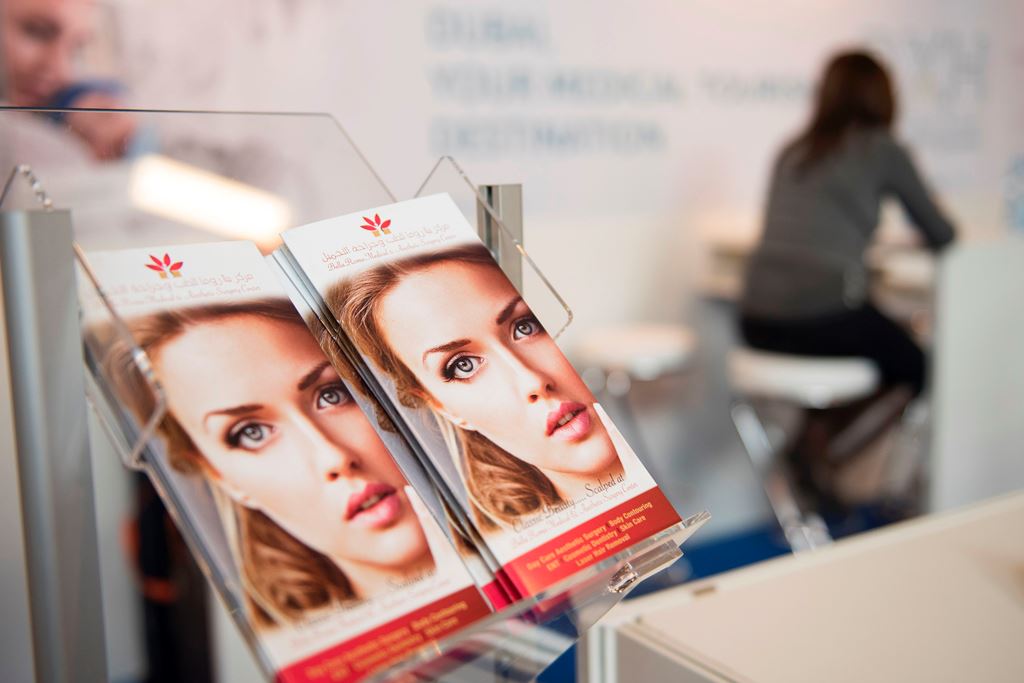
[{"xmin": 740, "ymin": 304, "xmax": 926, "ymax": 397}]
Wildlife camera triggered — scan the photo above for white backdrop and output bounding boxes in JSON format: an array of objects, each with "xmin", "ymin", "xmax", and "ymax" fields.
[
  {"xmin": 50, "ymin": 3, "xmax": 1022, "ymax": 681},
  {"xmin": 107, "ymin": 0, "xmax": 1024, "ymax": 343}
]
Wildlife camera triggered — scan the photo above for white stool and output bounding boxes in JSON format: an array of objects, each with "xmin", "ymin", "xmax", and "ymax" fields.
[
  {"xmin": 576, "ymin": 324, "xmax": 697, "ymax": 459},
  {"xmin": 728, "ymin": 347, "xmax": 880, "ymax": 552},
  {"xmin": 729, "ymin": 348, "xmax": 880, "ymax": 409},
  {"xmin": 577, "ymin": 324, "xmax": 697, "ymax": 394}
]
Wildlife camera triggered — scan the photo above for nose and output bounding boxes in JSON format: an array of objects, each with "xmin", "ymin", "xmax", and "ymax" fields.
[
  {"xmin": 296, "ymin": 415, "xmax": 362, "ymax": 483},
  {"xmin": 499, "ymin": 347, "xmax": 555, "ymax": 403},
  {"xmin": 38, "ymin": 43, "xmax": 74, "ymax": 91}
]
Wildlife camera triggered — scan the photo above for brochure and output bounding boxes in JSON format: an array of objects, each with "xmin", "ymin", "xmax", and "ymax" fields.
[
  {"xmin": 275, "ymin": 253, "xmax": 516, "ymax": 608},
  {"xmin": 84, "ymin": 241, "xmax": 492, "ymax": 683},
  {"xmin": 279, "ymin": 194, "xmax": 683, "ymax": 597}
]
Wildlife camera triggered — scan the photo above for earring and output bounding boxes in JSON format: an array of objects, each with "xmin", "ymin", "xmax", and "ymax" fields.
[
  {"xmin": 223, "ymin": 484, "xmax": 257, "ymax": 509},
  {"xmin": 455, "ymin": 416, "xmax": 476, "ymax": 431},
  {"xmin": 434, "ymin": 405, "xmax": 476, "ymax": 432}
]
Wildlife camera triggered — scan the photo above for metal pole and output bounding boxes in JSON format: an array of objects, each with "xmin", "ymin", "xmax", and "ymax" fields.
[
  {"xmin": 0, "ymin": 208, "xmax": 109, "ymax": 683},
  {"xmin": 477, "ymin": 184, "xmax": 524, "ymax": 290}
]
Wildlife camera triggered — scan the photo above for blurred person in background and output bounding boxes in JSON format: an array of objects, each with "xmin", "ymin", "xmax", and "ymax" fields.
[
  {"xmin": 1, "ymin": 0, "xmax": 135, "ymax": 159},
  {"xmin": 4, "ymin": 9, "xmax": 185, "ymax": 682},
  {"xmin": 739, "ymin": 50, "xmax": 955, "ymax": 507}
]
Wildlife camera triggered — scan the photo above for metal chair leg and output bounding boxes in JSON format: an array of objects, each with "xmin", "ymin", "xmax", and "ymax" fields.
[{"xmin": 731, "ymin": 399, "xmax": 832, "ymax": 552}]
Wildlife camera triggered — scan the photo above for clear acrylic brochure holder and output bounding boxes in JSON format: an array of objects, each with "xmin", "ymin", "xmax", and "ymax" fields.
[{"xmin": 2, "ymin": 107, "xmax": 708, "ymax": 682}]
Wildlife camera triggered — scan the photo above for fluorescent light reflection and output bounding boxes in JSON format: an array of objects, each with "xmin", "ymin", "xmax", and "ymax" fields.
[{"xmin": 130, "ymin": 154, "xmax": 292, "ymax": 242}]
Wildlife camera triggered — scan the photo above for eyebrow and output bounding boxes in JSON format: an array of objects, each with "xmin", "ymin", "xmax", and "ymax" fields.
[
  {"xmin": 495, "ymin": 296, "xmax": 523, "ymax": 325},
  {"xmin": 199, "ymin": 362, "xmax": 331, "ymax": 427},
  {"xmin": 422, "ymin": 339, "xmax": 471, "ymax": 364},
  {"xmin": 419, "ymin": 297, "xmax": 525, "ymax": 365},
  {"xmin": 203, "ymin": 404, "xmax": 262, "ymax": 427},
  {"xmin": 297, "ymin": 361, "xmax": 331, "ymax": 391}
]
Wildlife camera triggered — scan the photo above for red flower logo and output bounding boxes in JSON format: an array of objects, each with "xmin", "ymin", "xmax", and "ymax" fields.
[
  {"xmin": 145, "ymin": 253, "xmax": 183, "ymax": 279},
  {"xmin": 360, "ymin": 213, "xmax": 391, "ymax": 237}
]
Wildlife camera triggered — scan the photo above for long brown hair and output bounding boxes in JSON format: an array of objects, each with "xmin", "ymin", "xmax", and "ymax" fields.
[
  {"xmin": 103, "ymin": 299, "xmax": 357, "ymax": 627},
  {"xmin": 326, "ymin": 243, "xmax": 562, "ymax": 528},
  {"xmin": 795, "ymin": 50, "xmax": 895, "ymax": 170}
]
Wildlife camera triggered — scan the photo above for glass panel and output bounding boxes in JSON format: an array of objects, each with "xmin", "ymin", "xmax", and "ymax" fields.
[
  {"xmin": 415, "ymin": 155, "xmax": 573, "ymax": 340},
  {"xmin": 2, "ymin": 106, "xmax": 703, "ymax": 681},
  {"xmin": 1, "ymin": 108, "xmax": 394, "ymax": 251},
  {"xmin": 76, "ymin": 242, "xmax": 164, "ymax": 469},
  {"xmin": 374, "ymin": 512, "xmax": 708, "ymax": 683}
]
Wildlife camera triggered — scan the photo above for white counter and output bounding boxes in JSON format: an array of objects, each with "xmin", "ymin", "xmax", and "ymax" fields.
[{"xmin": 584, "ymin": 491, "xmax": 1024, "ymax": 683}]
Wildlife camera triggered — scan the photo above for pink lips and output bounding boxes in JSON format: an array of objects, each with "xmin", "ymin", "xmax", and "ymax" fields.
[
  {"xmin": 344, "ymin": 483, "xmax": 401, "ymax": 528},
  {"xmin": 546, "ymin": 401, "xmax": 592, "ymax": 442}
]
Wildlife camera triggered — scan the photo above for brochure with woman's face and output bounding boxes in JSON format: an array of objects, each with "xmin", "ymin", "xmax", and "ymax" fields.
[
  {"xmin": 84, "ymin": 241, "xmax": 491, "ymax": 683},
  {"xmin": 281, "ymin": 193, "xmax": 683, "ymax": 597}
]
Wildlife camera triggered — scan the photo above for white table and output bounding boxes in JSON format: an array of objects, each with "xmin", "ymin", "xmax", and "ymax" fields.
[{"xmin": 583, "ymin": 491, "xmax": 1024, "ymax": 683}]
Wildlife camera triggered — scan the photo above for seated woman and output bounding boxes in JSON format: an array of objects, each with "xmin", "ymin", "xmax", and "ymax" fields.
[
  {"xmin": 739, "ymin": 51, "xmax": 955, "ymax": 501},
  {"xmin": 107, "ymin": 298, "xmax": 435, "ymax": 627},
  {"xmin": 327, "ymin": 243, "xmax": 627, "ymax": 530}
]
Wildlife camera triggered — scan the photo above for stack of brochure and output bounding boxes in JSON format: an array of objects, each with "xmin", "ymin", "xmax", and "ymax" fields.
[{"xmin": 84, "ymin": 194, "xmax": 684, "ymax": 683}]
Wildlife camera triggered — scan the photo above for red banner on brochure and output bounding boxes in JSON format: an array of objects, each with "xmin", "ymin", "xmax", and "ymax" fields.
[
  {"xmin": 276, "ymin": 587, "xmax": 491, "ymax": 683},
  {"xmin": 503, "ymin": 488, "xmax": 681, "ymax": 596},
  {"xmin": 481, "ymin": 578, "xmax": 516, "ymax": 609}
]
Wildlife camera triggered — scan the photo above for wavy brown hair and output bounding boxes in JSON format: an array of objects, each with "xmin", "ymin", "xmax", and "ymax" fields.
[
  {"xmin": 325, "ymin": 243, "xmax": 562, "ymax": 528},
  {"xmin": 102, "ymin": 298, "xmax": 359, "ymax": 627},
  {"xmin": 795, "ymin": 50, "xmax": 895, "ymax": 171}
]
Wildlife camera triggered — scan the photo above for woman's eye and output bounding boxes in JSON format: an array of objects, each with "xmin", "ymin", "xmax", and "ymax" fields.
[
  {"xmin": 444, "ymin": 355, "xmax": 483, "ymax": 381},
  {"xmin": 512, "ymin": 316, "xmax": 543, "ymax": 340},
  {"xmin": 21, "ymin": 19, "xmax": 58, "ymax": 42},
  {"xmin": 316, "ymin": 384, "xmax": 351, "ymax": 410},
  {"xmin": 227, "ymin": 422, "xmax": 273, "ymax": 450}
]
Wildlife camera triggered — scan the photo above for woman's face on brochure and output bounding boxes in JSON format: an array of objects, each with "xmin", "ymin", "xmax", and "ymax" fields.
[
  {"xmin": 377, "ymin": 259, "xmax": 620, "ymax": 479},
  {"xmin": 155, "ymin": 314, "xmax": 429, "ymax": 572}
]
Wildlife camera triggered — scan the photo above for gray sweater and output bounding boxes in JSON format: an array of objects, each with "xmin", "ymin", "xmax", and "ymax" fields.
[{"xmin": 740, "ymin": 128, "xmax": 955, "ymax": 319}]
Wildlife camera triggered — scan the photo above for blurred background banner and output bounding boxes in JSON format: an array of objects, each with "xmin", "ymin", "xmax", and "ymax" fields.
[
  {"xmin": 99, "ymin": 0, "xmax": 1023, "ymax": 343},
  {"xmin": 2, "ymin": 2, "xmax": 1023, "ymax": 682}
]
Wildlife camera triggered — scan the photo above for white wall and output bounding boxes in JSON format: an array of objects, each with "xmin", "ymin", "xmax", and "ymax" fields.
[
  {"xmin": 931, "ymin": 238, "xmax": 1024, "ymax": 511},
  {"xmin": 106, "ymin": 0, "xmax": 1024, "ymax": 345},
  {"xmin": 44, "ymin": 3, "xmax": 1022, "ymax": 680}
]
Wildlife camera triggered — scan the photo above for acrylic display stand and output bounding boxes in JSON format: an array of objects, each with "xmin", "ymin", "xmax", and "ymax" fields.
[{"xmin": 1, "ymin": 107, "xmax": 709, "ymax": 683}]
